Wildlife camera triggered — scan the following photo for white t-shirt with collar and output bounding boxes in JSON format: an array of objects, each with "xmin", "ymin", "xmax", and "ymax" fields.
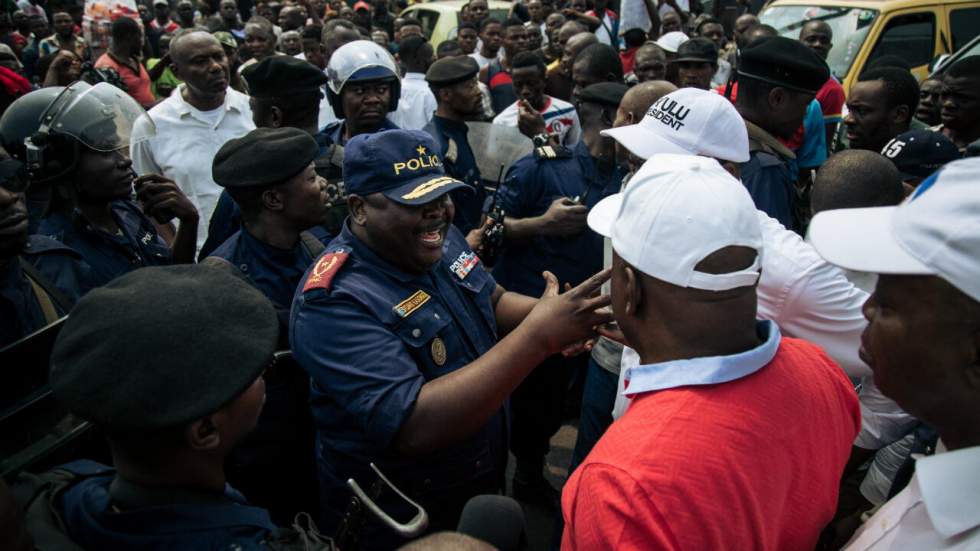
[
  {"xmin": 131, "ymin": 85, "xmax": 255, "ymax": 254},
  {"xmin": 390, "ymin": 72, "xmax": 437, "ymax": 131}
]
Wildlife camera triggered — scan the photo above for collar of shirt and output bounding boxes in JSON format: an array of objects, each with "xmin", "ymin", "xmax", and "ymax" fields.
[
  {"xmin": 403, "ymin": 72, "xmax": 426, "ymax": 82},
  {"xmin": 239, "ymin": 226, "xmax": 307, "ymax": 264},
  {"xmin": 432, "ymin": 114, "xmax": 469, "ymax": 135},
  {"xmin": 171, "ymin": 84, "xmax": 249, "ymax": 124},
  {"xmin": 623, "ymin": 320, "xmax": 781, "ymax": 396},
  {"xmin": 915, "ymin": 443, "xmax": 980, "ymax": 538}
]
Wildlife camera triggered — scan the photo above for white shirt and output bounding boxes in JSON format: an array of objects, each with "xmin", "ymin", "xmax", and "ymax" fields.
[
  {"xmin": 390, "ymin": 72, "xmax": 437, "ymax": 130},
  {"xmin": 131, "ymin": 85, "xmax": 255, "ymax": 254},
  {"xmin": 658, "ymin": 0, "xmax": 690, "ymax": 17},
  {"xmin": 492, "ymin": 96, "xmax": 581, "ymax": 146},
  {"xmin": 615, "ymin": 211, "xmax": 870, "ymax": 418},
  {"xmin": 844, "ymin": 444, "xmax": 980, "ymax": 550},
  {"xmin": 469, "ymin": 50, "xmax": 501, "ymax": 70}
]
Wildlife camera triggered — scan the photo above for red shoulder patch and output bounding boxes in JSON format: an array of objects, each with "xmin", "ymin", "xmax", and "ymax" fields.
[{"xmin": 302, "ymin": 250, "xmax": 350, "ymax": 293}]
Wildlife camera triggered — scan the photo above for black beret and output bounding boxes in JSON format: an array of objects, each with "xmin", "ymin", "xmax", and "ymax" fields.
[
  {"xmin": 675, "ymin": 37, "xmax": 717, "ymax": 64},
  {"xmin": 50, "ymin": 265, "xmax": 278, "ymax": 431},
  {"xmin": 577, "ymin": 82, "xmax": 629, "ymax": 108},
  {"xmin": 213, "ymin": 127, "xmax": 319, "ymax": 189},
  {"xmin": 738, "ymin": 36, "xmax": 830, "ymax": 94},
  {"xmin": 425, "ymin": 55, "xmax": 479, "ymax": 87},
  {"xmin": 242, "ymin": 55, "xmax": 328, "ymax": 98}
]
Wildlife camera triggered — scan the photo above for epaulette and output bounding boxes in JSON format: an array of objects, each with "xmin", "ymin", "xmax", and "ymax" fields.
[
  {"xmin": 301, "ymin": 247, "xmax": 351, "ymax": 293},
  {"xmin": 22, "ymin": 235, "xmax": 82, "ymax": 258},
  {"xmin": 533, "ymin": 144, "xmax": 572, "ymax": 161}
]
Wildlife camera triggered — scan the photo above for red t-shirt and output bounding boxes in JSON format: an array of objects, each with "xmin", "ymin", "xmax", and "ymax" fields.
[
  {"xmin": 561, "ymin": 337, "xmax": 860, "ymax": 551},
  {"xmin": 620, "ymin": 46, "xmax": 638, "ymax": 75},
  {"xmin": 95, "ymin": 53, "xmax": 156, "ymax": 109},
  {"xmin": 816, "ymin": 76, "xmax": 845, "ymax": 124}
]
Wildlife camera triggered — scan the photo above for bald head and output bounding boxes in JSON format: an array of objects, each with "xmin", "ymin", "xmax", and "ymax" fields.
[
  {"xmin": 170, "ymin": 30, "xmax": 221, "ymax": 64},
  {"xmin": 557, "ymin": 20, "xmax": 587, "ymax": 45},
  {"xmin": 811, "ymin": 150, "xmax": 905, "ymax": 214},
  {"xmin": 620, "ymin": 80, "xmax": 677, "ymax": 121}
]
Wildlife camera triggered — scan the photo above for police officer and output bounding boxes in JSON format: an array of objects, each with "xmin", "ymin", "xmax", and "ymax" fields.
[
  {"xmin": 0, "ymin": 152, "xmax": 93, "ymax": 347},
  {"xmin": 0, "ymin": 82, "xmax": 199, "ymax": 287},
  {"xmin": 733, "ymin": 36, "xmax": 828, "ymax": 232},
  {"xmin": 200, "ymin": 55, "xmax": 339, "ymax": 258},
  {"xmin": 204, "ymin": 127, "xmax": 329, "ymax": 523},
  {"xmin": 423, "ymin": 55, "xmax": 487, "ymax": 240},
  {"xmin": 42, "ymin": 265, "xmax": 330, "ymax": 549},
  {"xmin": 289, "ymin": 129, "xmax": 612, "ymax": 549},
  {"xmin": 322, "ymin": 40, "xmax": 402, "ymax": 147},
  {"xmin": 493, "ymin": 82, "xmax": 627, "ymax": 505}
]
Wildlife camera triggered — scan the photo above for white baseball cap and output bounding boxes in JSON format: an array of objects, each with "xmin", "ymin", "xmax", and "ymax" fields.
[
  {"xmin": 655, "ymin": 31, "xmax": 689, "ymax": 53},
  {"xmin": 809, "ymin": 157, "xmax": 980, "ymax": 303},
  {"xmin": 588, "ymin": 154, "xmax": 763, "ymax": 291},
  {"xmin": 600, "ymin": 88, "xmax": 749, "ymax": 163}
]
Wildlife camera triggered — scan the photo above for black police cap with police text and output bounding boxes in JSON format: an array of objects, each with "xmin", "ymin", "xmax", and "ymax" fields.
[
  {"xmin": 737, "ymin": 36, "xmax": 830, "ymax": 94},
  {"xmin": 425, "ymin": 55, "xmax": 480, "ymax": 87},
  {"xmin": 50, "ymin": 265, "xmax": 279, "ymax": 431},
  {"xmin": 212, "ymin": 127, "xmax": 320, "ymax": 189},
  {"xmin": 242, "ymin": 55, "xmax": 328, "ymax": 99},
  {"xmin": 577, "ymin": 82, "xmax": 629, "ymax": 108}
]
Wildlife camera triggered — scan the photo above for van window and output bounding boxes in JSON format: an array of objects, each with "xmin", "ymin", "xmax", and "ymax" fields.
[
  {"xmin": 867, "ymin": 12, "xmax": 936, "ymax": 69},
  {"xmin": 414, "ymin": 8, "xmax": 441, "ymax": 39},
  {"xmin": 950, "ymin": 7, "xmax": 980, "ymax": 51}
]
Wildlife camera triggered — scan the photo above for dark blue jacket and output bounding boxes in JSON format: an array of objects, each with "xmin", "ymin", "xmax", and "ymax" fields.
[
  {"xmin": 37, "ymin": 200, "xmax": 170, "ymax": 287},
  {"xmin": 493, "ymin": 142, "xmax": 623, "ymax": 296},
  {"xmin": 423, "ymin": 115, "xmax": 487, "ymax": 235},
  {"xmin": 55, "ymin": 460, "xmax": 280, "ymax": 551},
  {"xmin": 289, "ymin": 222, "xmax": 506, "ymax": 548}
]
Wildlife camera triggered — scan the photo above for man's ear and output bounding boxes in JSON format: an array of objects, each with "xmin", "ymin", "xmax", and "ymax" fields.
[
  {"xmin": 348, "ymin": 194, "xmax": 368, "ymax": 226},
  {"xmin": 768, "ymin": 86, "xmax": 786, "ymax": 110},
  {"xmin": 185, "ymin": 416, "xmax": 221, "ymax": 451},
  {"xmin": 623, "ymin": 264, "xmax": 642, "ymax": 317},
  {"xmin": 261, "ymin": 188, "xmax": 285, "ymax": 211},
  {"xmin": 892, "ymin": 104, "xmax": 910, "ymax": 127},
  {"xmin": 269, "ymin": 105, "xmax": 284, "ymax": 128}
]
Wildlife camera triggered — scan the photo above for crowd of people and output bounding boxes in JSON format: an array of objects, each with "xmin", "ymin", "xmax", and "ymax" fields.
[{"xmin": 1, "ymin": 0, "xmax": 979, "ymax": 548}]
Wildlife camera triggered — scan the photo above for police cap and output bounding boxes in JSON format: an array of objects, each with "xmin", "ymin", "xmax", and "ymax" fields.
[
  {"xmin": 344, "ymin": 129, "xmax": 470, "ymax": 205},
  {"xmin": 242, "ymin": 56, "xmax": 328, "ymax": 98},
  {"xmin": 50, "ymin": 265, "xmax": 278, "ymax": 431},
  {"xmin": 425, "ymin": 55, "xmax": 480, "ymax": 87},
  {"xmin": 737, "ymin": 36, "xmax": 829, "ymax": 94},
  {"xmin": 577, "ymin": 82, "xmax": 629, "ymax": 108},
  {"xmin": 213, "ymin": 127, "xmax": 319, "ymax": 189}
]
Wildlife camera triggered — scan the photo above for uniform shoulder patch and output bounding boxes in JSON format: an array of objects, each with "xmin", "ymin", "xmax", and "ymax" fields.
[
  {"xmin": 302, "ymin": 248, "xmax": 350, "ymax": 293},
  {"xmin": 534, "ymin": 144, "xmax": 572, "ymax": 160}
]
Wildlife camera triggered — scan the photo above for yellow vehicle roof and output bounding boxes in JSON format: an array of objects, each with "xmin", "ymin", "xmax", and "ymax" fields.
[{"xmin": 767, "ymin": 0, "xmax": 980, "ymax": 10}]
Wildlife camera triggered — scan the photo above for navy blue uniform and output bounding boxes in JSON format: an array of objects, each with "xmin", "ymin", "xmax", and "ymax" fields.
[
  {"xmin": 423, "ymin": 115, "xmax": 486, "ymax": 235},
  {"xmin": 1, "ymin": 236, "xmax": 93, "ymax": 347},
  {"xmin": 493, "ymin": 142, "xmax": 624, "ymax": 296},
  {"xmin": 209, "ymin": 229, "xmax": 329, "ymax": 335},
  {"xmin": 290, "ymin": 223, "xmax": 506, "ymax": 549},
  {"xmin": 37, "ymin": 199, "xmax": 171, "ymax": 287},
  {"xmin": 322, "ymin": 118, "xmax": 399, "ymax": 147},
  {"xmin": 54, "ymin": 460, "xmax": 281, "ymax": 551},
  {"xmin": 208, "ymin": 228, "xmax": 330, "ymax": 523},
  {"xmin": 741, "ymin": 122, "xmax": 797, "ymax": 231},
  {"xmin": 493, "ymin": 142, "xmax": 622, "ymax": 482}
]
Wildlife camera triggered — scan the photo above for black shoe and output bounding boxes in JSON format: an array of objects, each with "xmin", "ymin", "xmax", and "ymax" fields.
[{"xmin": 512, "ymin": 473, "xmax": 560, "ymax": 510}]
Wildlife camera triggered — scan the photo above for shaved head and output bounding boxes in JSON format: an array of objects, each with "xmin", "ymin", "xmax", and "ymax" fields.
[
  {"xmin": 170, "ymin": 30, "xmax": 220, "ymax": 64},
  {"xmin": 812, "ymin": 150, "xmax": 904, "ymax": 214},
  {"xmin": 621, "ymin": 80, "xmax": 677, "ymax": 121}
]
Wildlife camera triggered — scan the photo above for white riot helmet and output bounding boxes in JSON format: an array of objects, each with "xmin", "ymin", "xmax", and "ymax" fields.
[{"xmin": 325, "ymin": 40, "xmax": 401, "ymax": 117}]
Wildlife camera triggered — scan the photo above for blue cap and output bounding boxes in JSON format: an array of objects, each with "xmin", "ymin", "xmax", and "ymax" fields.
[
  {"xmin": 343, "ymin": 129, "xmax": 471, "ymax": 205},
  {"xmin": 880, "ymin": 129, "xmax": 962, "ymax": 180}
]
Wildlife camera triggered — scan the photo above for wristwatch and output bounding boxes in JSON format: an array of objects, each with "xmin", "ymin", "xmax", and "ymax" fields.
[{"xmin": 532, "ymin": 133, "xmax": 552, "ymax": 147}]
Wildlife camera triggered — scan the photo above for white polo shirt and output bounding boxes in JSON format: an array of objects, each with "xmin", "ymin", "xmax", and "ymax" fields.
[
  {"xmin": 390, "ymin": 72, "xmax": 437, "ymax": 131},
  {"xmin": 131, "ymin": 85, "xmax": 255, "ymax": 254},
  {"xmin": 844, "ymin": 444, "xmax": 980, "ymax": 550},
  {"xmin": 492, "ymin": 96, "xmax": 581, "ymax": 146}
]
